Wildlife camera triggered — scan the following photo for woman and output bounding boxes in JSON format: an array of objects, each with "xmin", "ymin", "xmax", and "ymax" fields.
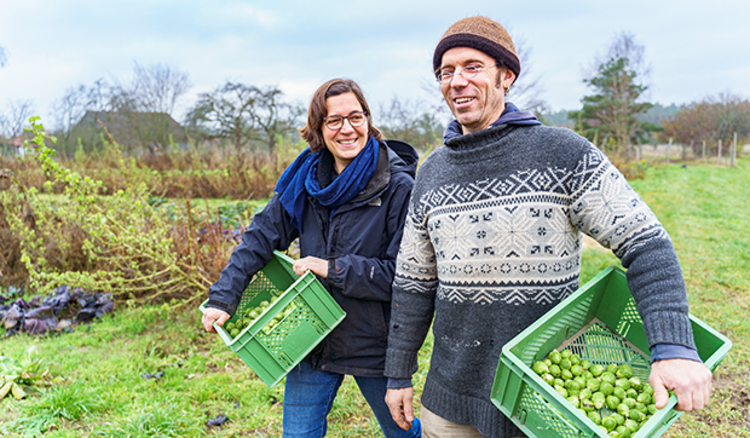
[{"xmin": 201, "ymin": 78, "xmax": 421, "ymax": 438}]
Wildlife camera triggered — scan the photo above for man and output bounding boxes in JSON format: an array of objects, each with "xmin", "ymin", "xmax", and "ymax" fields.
[{"xmin": 384, "ymin": 16, "xmax": 712, "ymax": 438}]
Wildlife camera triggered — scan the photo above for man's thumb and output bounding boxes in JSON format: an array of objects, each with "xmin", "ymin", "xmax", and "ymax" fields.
[{"xmin": 653, "ymin": 383, "xmax": 670, "ymax": 409}]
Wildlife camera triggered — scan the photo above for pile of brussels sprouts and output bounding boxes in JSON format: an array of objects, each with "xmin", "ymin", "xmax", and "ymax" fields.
[{"xmin": 532, "ymin": 349, "xmax": 657, "ymax": 437}]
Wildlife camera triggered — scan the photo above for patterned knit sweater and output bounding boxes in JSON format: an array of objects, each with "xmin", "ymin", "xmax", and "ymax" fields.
[{"xmin": 384, "ymin": 123, "xmax": 696, "ymax": 438}]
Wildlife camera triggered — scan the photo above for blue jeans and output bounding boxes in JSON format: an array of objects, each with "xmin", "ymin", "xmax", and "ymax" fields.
[{"xmin": 283, "ymin": 361, "xmax": 421, "ymax": 438}]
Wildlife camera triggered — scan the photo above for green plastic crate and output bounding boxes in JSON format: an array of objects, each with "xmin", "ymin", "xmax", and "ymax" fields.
[
  {"xmin": 490, "ymin": 266, "xmax": 732, "ymax": 438},
  {"xmin": 200, "ymin": 250, "xmax": 346, "ymax": 387}
]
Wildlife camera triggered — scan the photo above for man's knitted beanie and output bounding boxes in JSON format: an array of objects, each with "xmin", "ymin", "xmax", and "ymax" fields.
[{"xmin": 433, "ymin": 16, "xmax": 521, "ymax": 81}]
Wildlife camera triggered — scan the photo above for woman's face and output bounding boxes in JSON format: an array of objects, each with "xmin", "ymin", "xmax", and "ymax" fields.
[{"xmin": 322, "ymin": 92, "xmax": 369, "ymax": 174}]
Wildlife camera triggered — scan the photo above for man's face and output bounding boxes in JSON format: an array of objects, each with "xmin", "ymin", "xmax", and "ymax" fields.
[{"xmin": 439, "ymin": 47, "xmax": 516, "ymax": 134}]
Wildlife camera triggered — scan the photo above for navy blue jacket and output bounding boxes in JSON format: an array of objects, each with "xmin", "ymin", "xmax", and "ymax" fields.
[{"xmin": 206, "ymin": 140, "xmax": 418, "ymax": 377}]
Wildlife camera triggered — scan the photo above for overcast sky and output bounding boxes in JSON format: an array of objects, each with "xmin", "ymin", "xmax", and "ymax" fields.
[{"xmin": 1, "ymin": 0, "xmax": 749, "ymax": 129}]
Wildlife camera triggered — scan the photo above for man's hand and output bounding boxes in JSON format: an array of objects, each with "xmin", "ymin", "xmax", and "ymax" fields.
[
  {"xmin": 202, "ymin": 307, "xmax": 230, "ymax": 333},
  {"xmin": 385, "ymin": 387, "xmax": 414, "ymax": 431},
  {"xmin": 293, "ymin": 256, "xmax": 328, "ymax": 278},
  {"xmin": 649, "ymin": 358, "xmax": 712, "ymax": 411}
]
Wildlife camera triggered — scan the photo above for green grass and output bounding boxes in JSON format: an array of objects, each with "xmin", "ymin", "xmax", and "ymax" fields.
[{"xmin": 1, "ymin": 158, "xmax": 748, "ymax": 437}]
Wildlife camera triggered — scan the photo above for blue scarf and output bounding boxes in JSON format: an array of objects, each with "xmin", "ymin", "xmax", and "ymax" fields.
[
  {"xmin": 444, "ymin": 101, "xmax": 542, "ymax": 141},
  {"xmin": 275, "ymin": 136, "xmax": 379, "ymax": 232}
]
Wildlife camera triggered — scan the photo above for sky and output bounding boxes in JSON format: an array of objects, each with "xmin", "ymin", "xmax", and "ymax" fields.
[{"xmin": 1, "ymin": 0, "xmax": 750, "ymax": 130}]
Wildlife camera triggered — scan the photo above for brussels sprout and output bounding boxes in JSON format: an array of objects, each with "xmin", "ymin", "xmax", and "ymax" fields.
[
  {"xmin": 548, "ymin": 350, "xmax": 562, "ymax": 364},
  {"xmin": 607, "ymin": 395, "xmax": 621, "ymax": 410},
  {"xmin": 592, "ymin": 391, "xmax": 606, "ymax": 410},
  {"xmin": 561, "ymin": 369, "xmax": 573, "ymax": 381},
  {"xmin": 602, "ymin": 415, "xmax": 617, "ymax": 432},
  {"xmin": 581, "ymin": 398, "xmax": 596, "ymax": 412},
  {"xmin": 611, "ymin": 412, "xmax": 626, "ymax": 426},
  {"xmin": 586, "ymin": 378, "xmax": 601, "ymax": 392},
  {"xmin": 588, "ymin": 410, "xmax": 601, "ymax": 425},
  {"xmin": 616, "ymin": 425, "xmax": 631, "ymax": 438},
  {"xmin": 617, "ymin": 403, "xmax": 630, "ymax": 417},
  {"xmin": 590, "ymin": 364, "xmax": 604, "ymax": 377},
  {"xmin": 629, "ymin": 409, "xmax": 645, "ymax": 422},
  {"xmin": 565, "ymin": 379, "xmax": 583, "ymax": 392},
  {"xmin": 642, "ymin": 383, "xmax": 654, "ymax": 396},
  {"xmin": 578, "ymin": 387, "xmax": 593, "ymax": 401},
  {"xmin": 571, "ymin": 364, "xmax": 583, "ymax": 376},
  {"xmin": 622, "ymin": 397, "xmax": 636, "ymax": 409},
  {"xmin": 230, "ymin": 328, "xmax": 240, "ymax": 338},
  {"xmin": 560, "ymin": 358, "xmax": 572, "ymax": 370},
  {"xmin": 616, "ymin": 363, "xmax": 634, "ymax": 379},
  {"xmin": 626, "ymin": 388, "xmax": 639, "ymax": 399},
  {"xmin": 600, "ymin": 381, "xmax": 614, "ymax": 396},
  {"xmin": 556, "ymin": 386, "xmax": 568, "ymax": 398},
  {"xmin": 561, "ymin": 349, "xmax": 572, "ymax": 359},
  {"xmin": 566, "ymin": 395, "xmax": 580, "ymax": 408},
  {"xmin": 532, "ymin": 361, "xmax": 549, "ymax": 375},
  {"xmin": 628, "ymin": 376, "xmax": 642, "ymax": 390},
  {"xmin": 549, "ymin": 364, "xmax": 562, "ymax": 377},
  {"xmin": 601, "ymin": 372, "xmax": 616, "ymax": 385},
  {"xmin": 570, "ymin": 354, "xmax": 581, "ymax": 365},
  {"xmin": 580, "ymin": 359, "xmax": 591, "ymax": 370},
  {"xmin": 615, "ymin": 378, "xmax": 631, "ymax": 390},
  {"xmin": 625, "ymin": 418, "xmax": 641, "ymax": 432},
  {"xmin": 606, "ymin": 364, "xmax": 618, "ymax": 374},
  {"xmin": 637, "ymin": 392, "xmax": 652, "ymax": 405},
  {"xmin": 613, "ymin": 387, "xmax": 626, "ymax": 400},
  {"xmin": 634, "ymin": 402, "xmax": 647, "ymax": 414}
]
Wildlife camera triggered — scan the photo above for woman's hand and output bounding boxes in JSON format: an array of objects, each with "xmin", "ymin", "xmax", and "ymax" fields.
[
  {"xmin": 202, "ymin": 307, "xmax": 230, "ymax": 333},
  {"xmin": 292, "ymin": 256, "xmax": 329, "ymax": 278}
]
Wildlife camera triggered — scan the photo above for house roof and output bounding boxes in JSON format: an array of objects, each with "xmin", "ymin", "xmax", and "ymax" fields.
[{"xmin": 72, "ymin": 110, "xmax": 188, "ymax": 148}]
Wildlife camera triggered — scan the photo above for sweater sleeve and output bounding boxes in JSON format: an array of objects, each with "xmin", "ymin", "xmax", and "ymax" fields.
[
  {"xmin": 569, "ymin": 145, "xmax": 696, "ymax": 350},
  {"xmin": 384, "ymin": 180, "xmax": 439, "ymax": 379}
]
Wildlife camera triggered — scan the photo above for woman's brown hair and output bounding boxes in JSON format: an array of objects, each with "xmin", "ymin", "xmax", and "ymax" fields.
[{"xmin": 299, "ymin": 78, "xmax": 383, "ymax": 151}]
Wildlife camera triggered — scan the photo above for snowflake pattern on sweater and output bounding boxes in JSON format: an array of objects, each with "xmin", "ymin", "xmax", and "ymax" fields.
[{"xmin": 394, "ymin": 146, "xmax": 665, "ymax": 307}]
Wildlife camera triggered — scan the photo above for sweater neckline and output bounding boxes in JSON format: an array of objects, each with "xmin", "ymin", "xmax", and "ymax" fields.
[{"xmin": 443, "ymin": 123, "xmax": 518, "ymax": 164}]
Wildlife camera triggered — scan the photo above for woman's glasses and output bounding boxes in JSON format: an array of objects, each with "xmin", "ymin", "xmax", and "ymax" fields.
[{"xmin": 323, "ymin": 111, "xmax": 367, "ymax": 131}]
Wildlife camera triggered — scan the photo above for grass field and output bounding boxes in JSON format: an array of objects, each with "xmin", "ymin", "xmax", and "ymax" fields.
[{"xmin": 1, "ymin": 158, "xmax": 748, "ymax": 437}]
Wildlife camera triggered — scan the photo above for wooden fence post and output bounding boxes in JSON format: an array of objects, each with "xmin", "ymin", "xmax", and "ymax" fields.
[
  {"xmin": 731, "ymin": 132, "xmax": 737, "ymax": 167},
  {"xmin": 702, "ymin": 140, "xmax": 706, "ymax": 161},
  {"xmin": 717, "ymin": 139, "xmax": 722, "ymax": 165},
  {"xmin": 666, "ymin": 138, "xmax": 672, "ymax": 163}
]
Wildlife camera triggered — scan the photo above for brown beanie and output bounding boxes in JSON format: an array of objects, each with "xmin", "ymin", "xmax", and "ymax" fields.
[{"xmin": 433, "ymin": 16, "xmax": 520, "ymax": 81}]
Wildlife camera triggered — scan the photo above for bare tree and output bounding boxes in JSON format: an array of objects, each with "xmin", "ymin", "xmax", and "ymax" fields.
[
  {"xmin": 0, "ymin": 99, "xmax": 36, "ymax": 139},
  {"xmin": 185, "ymin": 81, "xmax": 302, "ymax": 152},
  {"xmin": 54, "ymin": 84, "xmax": 91, "ymax": 139},
  {"xmin": 508, "ymin": 36, "xmax": 548, "ymax": 116},
  {"xmin": 185, "ymin": 82, "xmax": 259, "ymax": 153},
  {"xmin": 108, "ymin": 62, "xmax": 191, "ymax": 115},
  {"xmin": 595, "ymin": 31, "xmax": 651, "ymax": 83},
  {"xmin": 0, "ymin": 46, "xmax": 7, "ymax": 67},
  {"xmin": 378, "ymin": 96, "xmax": 444, "ymax": 150},
  {"xmin": 247, "ymin": 87, "xmax": 304, "ymax": 151}
]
